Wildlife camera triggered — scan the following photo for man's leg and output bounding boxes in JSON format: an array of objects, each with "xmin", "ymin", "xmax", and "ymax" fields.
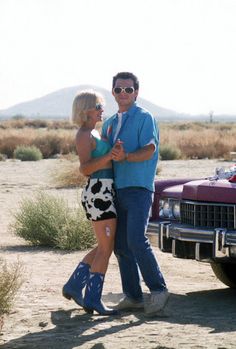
[
  {"xmin": 124, "ymin": 188, "xmax": 169, "ymax": 315},
  {"xmin": 114, "ymin": 190, "xmax": 143, "ymax": 302},
  {"xmin": 125, "ymin": 188, "xmax": 167, "ymax": 291}
]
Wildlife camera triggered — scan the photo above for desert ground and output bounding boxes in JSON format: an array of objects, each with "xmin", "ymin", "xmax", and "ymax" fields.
[{"xmin": 1, "ymin": 158, "xmax": 236, "ymax": 349}]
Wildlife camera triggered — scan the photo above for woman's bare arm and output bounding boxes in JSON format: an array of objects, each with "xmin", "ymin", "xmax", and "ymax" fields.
[{"xmin": 76, "ymin": 131, "xmax": 112, "ymax": 176}]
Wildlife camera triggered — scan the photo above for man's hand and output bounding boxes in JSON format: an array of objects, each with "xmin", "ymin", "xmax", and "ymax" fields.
[{"xmin": 111, "ymin": 139, "xmax": 126, "ymax": 162}]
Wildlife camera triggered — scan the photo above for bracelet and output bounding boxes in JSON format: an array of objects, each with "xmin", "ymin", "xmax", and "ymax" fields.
[{"xmin": 125, "ymin": 153, "xmax": 129, "ymax": 161}]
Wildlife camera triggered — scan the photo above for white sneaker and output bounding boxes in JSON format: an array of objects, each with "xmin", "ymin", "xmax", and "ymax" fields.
[
  {"xmin": 145, "ymin": 289, "xmax": 169, "ymax": 317},
  {"xmin": 114, "ymin": 296, "xmax": 144, "ymax": 310}
]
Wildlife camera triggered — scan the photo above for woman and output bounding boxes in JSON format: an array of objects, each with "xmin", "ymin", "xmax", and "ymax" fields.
[{"xmin": 62, "ymin": 90, "xmax": 117, "ymax": 315}]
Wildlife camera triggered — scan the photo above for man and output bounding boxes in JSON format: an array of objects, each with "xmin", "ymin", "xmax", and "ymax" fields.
[{"xmin": 102, "ymin": 72, "xmax": 169, "ymax": 317}]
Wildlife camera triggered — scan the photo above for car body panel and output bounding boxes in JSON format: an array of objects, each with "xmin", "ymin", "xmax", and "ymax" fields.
[
  {"xmin": 182, "ymin": 179, "xmax": 236, "ymax": 203},
  {"xmin": 148, "ymin": 176, "xmax": 236, "ymax": 263}
]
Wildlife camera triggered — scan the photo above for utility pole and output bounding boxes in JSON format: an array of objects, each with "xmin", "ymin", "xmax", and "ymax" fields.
[{"xmin": 209, "ymin": 110, "xmax": 214, "ymax": 123}]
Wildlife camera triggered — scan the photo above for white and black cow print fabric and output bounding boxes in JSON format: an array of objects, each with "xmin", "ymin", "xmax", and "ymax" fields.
[{"xmin": 81, "ymin": 178, "xmax": 117, "ymax": 221}]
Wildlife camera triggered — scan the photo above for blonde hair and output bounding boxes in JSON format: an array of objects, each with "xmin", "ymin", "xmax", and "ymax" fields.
[{"xmin": 72, "ymin": 90, "xmax": 104, "ymax": 126}]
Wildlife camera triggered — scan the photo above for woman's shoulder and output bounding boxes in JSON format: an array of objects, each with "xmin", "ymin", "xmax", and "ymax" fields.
[{"xmin": 76, "ymin": 128, "xmax": 93, "ymax": 145}]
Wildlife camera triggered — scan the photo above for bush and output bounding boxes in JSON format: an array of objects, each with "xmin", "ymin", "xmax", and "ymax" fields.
[
  {"xmin": 2, "ymin": 119, "xmax": 236, "ymax": 160},
  {"xmin": 160, "ymin": 144, "xmax": 181, "ymax": 160},
  {"xmin": 0, "ymin": 135, "xmax": 30, "ymax": 158},
  {"xmin": 34, "ymin": 133, "xmax": 62, "ymax": 158},
  {"xmin": 0, "ymin": 153, "xmax": 6, "ymax": 161},
  {"xmin": 0, "ymin": 258, "xmax": 23, "ymax": 330},
  {"xmin": 0, "ymin": 128, "xmax": 75, "ymax": 159},
  {"xmin": 11, "ymin": 192, "xmax": 95, "ymax": 250},
  {"xmin": 56, "ymin": 207, "xmax": 95, "ymax": 250},
  {"xmin": 0, "ymin": 118, "xmax": 76, "ymax": 130},
  {"xmin": 14, "ymin": 145, "xmax": 43, "ymax": 161},
  {"xmin": 53, "ymin": 158, "xmax": 87, "ymax": 188},
  {"xmin": 34, "ymin": 132, "xmax": 75, "ymax": 158}
]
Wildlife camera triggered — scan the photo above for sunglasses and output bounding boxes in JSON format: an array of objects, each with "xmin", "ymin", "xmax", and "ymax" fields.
[
  {"xmin": 95, "ymin": 103, "xmax": 103, "ymax": 111},
  {"xmin": 113, "ymin": 87, "xmax": 135, "ymax": 94}
]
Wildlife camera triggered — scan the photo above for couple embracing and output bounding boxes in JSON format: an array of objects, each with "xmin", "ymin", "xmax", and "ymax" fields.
[{"xmin": 62, "ymin": 72, "xmax": 169, "ymax": 317}]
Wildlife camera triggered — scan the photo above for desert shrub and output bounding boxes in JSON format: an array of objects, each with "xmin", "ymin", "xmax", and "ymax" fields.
[
  {"xmin": 0, "ymin": 258, "xmax": 23, "ymax": 329},
  {"xmin": 48, "ymin": 120, "xmax": 76, "ymax": 130},
  {"xmin": 214, "ymin": 123, "xmax": 234, "ymax": 132},
  {"xmin": 0, "ymin": 118, "xmax": 76, "ymax": 130},
  {"xmin": 176, "ymin": 130, "xmax": 232, "ymax": 159},
  {"xmin": 171, "ymin": 122, "xmax": 204, "ymax": 131},
  {"xmin": 0, "ymin": 128, "xmax": 76, "ymax": 159},
  {"xmin": 58, "ymin": 133, "xmax": 76, "ymax": 154},
  {"xmin": 7, "ymin": 119, "xmax": 26, "ymax": 129},
  {"xmin": 56, "ymin": 207, "xmax": 95, "ymax": 250},
  {"xmin": 2, "ymin": 119, "xmax": 236, "ymax": 160},
  {"xmin": 160, "ymin": 122, "xmax": 236, "ymax": 159},
  {"xmin": 24, "ymin": 119, "xmax": 49, "ymax": 128},
  {"xmin": 0, "ymin": 153, "xmax": 6, "ymax": 161},
  {"xmin": 160, "ymin": 144, "xmax": 181, "ymax": 160},
  {"xmin": 11, "ymin": 192, "xmax": 95, "ymax": 250},
  {"xmin": 0, "ymin": 118, "xmax": 48, "ymax": 129},
  {"xmin": 33, "ymin": 133, "xmax": 63, "ymax": 158},
  {"xmin": 53, "ymin": 158, "xmax": 87, "ymax": 188},
  {"xmin": 34, "ymin": 131, "xmax": 75, "ymax": 158},
  {"xmin": 14, "ymin": 145, "xmax": 43, "ymax": 161},
  {"xmin": 0, "ymin": 135, "xmax": 30, "ymax": 158}
]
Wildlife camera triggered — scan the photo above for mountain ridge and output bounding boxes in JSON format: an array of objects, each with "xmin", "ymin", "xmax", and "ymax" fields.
[
  {"xmin": 0, "ymin": 85, "xmax": 186, "ymax": 121},
  {"xmin": 1, "ymin": 85, "xmax": 236, "ymax": 121}
]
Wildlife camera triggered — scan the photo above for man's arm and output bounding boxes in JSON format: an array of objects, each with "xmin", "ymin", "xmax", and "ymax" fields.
[{"xmin": 112, "ymin": 143, "xmax": 155, "ymax": 162}]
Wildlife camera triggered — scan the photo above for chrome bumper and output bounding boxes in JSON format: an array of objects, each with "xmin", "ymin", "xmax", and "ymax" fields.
[{"xmin": 147, "ymin": 220, "xmax": 236, "ymax": 260}]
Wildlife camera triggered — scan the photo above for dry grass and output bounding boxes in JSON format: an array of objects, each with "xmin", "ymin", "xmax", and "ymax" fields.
[
  {"xmin": 160, "ymin": 121, "xmax": 236, "ymax": 159},
  {"xmin": 1, "ymin": 119, "xmax": 236, "ymax": 160},
  {"xmin": 0, "ymin": 118, "xmax": 75, "ymax": 130},
  {"xmin": 52, "ymin": 156, "xmax": 87, "ymax": 188},
  {"xmin": 33, "ymin": 130, "xmax": 76, "ymax": 158},
  {"xmin": 0, "ymin": 258, "xmax": 23, "ymax": 331},
  {"xmin": 0, "ymin": 128, "xmax": 76, "ymax": 158}
]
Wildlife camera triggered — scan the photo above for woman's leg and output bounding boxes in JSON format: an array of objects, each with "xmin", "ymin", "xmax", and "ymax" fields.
[
  {"xmin": 81, "ymin": 246, "xmax": 98, "ymax": 265},
  {"xmin": 90, "ymin": 218, "xmax": 116, "ymax": 273},
  {"xmin": 83, "ymin": 218, "xmax": 118, "ymax": 315}
]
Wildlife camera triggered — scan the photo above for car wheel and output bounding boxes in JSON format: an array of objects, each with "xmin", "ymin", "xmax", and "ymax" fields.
[{"xmin": 210, "ymin": 262, "xmax": 236, "ymax": 288}]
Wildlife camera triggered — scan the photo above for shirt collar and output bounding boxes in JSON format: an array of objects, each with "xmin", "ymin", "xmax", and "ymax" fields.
[{"xmin": 116, "ymin": 102, "xmax": 137, "ymax": 118}]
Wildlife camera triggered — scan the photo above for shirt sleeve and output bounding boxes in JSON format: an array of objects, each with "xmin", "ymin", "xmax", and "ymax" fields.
[
  {"xmin": 146, "ymin": 138, "xmax": 156, "ymax": 148},
  {"xmin": 139, "ymin": 113, "xmax": 159, "ymax": 148}
]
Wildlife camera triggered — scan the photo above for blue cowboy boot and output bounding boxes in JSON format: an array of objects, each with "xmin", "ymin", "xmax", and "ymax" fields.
[
  {"xmin": 62, "ymin": 262, "xmax": 90, "ymax": 307},
  {"xmin": 83, "ymin": 272, "xmax": 118, "ymax": 315}
]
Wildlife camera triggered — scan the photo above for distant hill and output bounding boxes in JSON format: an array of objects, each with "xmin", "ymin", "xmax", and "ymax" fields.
[
  {"xmin": 1, "ymin": 85, "xmax": 235, "ymax": 122},
  {"xmin": 0, "ymin": 85, "xmax": 187, "ymax": 121}
]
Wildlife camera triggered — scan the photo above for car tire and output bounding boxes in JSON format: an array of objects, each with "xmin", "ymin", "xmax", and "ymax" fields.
[{"xmin": 210, "ymin": 262, "xmax": 236, "ymax": 288}]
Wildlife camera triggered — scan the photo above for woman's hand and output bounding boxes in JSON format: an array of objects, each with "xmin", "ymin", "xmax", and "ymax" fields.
[{"xmin": 111, "ymin": 140, "xmax": 126, "ymax": 162}]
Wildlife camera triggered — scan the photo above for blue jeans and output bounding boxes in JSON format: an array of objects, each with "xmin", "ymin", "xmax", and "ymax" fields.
[{"xmin": 114, "ymin": 188, "xmax": 167, "ymax": 301}]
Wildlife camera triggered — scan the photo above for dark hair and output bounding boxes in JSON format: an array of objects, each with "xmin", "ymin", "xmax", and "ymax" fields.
[{"xmin": 112, "ymin": 72, "xmax": 139, "ymax": 90}]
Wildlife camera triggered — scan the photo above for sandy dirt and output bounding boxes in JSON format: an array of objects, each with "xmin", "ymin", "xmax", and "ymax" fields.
[{"xmin": 0, "ymin": 158, "xmax": 236, "ymax": 349}]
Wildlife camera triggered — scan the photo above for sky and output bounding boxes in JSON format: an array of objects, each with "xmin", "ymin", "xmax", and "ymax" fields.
[{"xmin": 0, "ymin": 0, "xmax": 236, "ymax": 115}]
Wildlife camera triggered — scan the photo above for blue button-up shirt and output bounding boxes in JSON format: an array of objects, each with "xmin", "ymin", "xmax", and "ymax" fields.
[{"xmin": 102, "ymin": 102, "xmax": 159, "ymax": 191}]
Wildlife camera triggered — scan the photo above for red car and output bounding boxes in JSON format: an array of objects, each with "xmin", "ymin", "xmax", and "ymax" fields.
[{"xmin": 147, "ymin": 165, "xmax": 236, "ymax": 288}]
